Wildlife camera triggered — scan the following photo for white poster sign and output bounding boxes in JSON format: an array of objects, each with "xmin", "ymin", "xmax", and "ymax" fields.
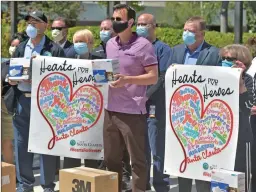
[
  {"xmin": 164, "ymin": 64, "xmax": 240, "ymax": 181},
  {"xmin": 28, "ymin": 56, "xmax": 109, "ymax": 160}
]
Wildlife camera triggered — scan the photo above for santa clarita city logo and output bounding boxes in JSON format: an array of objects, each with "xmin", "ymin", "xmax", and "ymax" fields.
[{"xmin": 69, "ymin": 140, "xmax": 102, "ymax": 148}]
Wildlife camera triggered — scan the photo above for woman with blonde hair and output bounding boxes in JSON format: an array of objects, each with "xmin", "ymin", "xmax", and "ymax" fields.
[
  {"xmin": 63, "ymin": 28, "xmax": 103, "ymax": 169},
  {"xmin": 220, "ymin": 44, "xmax": 254, "ymax": 192},
  {"xmin": 72, "ymin": 29, "xmax": 94, "ymax": 59}
]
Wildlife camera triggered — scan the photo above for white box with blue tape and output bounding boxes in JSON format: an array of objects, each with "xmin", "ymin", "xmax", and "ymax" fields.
[
  {"xmin": 211, "ymin": 169, "xmax": 245, "ymax": 192},
  {"xmin": 8, "ymin": 58, "xmax": 31, "ymax": 81}
]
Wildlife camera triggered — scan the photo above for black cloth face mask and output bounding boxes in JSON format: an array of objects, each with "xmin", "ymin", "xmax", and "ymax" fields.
[{"xmin": 113, "ymin": 21, "xmax": 129, "ymax": 34}]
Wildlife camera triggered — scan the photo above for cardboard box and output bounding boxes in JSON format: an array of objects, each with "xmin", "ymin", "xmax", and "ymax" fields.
[
  {"xmin": 9, "ymin": 58, "xmax": 31, "ymax": 81},
  {"xmin": 92, "ymin": 59, "xmax": 119, "ymax": 83},
  {"xmin": 60, "ymin": 167, "xmax": 118, "ymax": 192},
  {"xmin": 211, "ymin": 169, "xmax": 245, "ymax": 192},
  {"xmin": 1, "ymin": 162, "xmax": 16, "ymax": 192}
]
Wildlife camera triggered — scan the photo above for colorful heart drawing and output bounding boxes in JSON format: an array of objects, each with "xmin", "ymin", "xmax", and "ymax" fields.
[
  {"xmin": 37, "ymin": 72, "xmax": 103, "ymax": 150},
  {"xmin": 170, "ymin": 84, "xmax": 233, "ymax": 173}
]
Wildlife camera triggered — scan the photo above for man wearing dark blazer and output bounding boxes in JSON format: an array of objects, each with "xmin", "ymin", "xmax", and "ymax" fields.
[
  {"xmin": 51, "ymin": 17, "xmax": 76, "ymax": 58},
  {"xmin": 167, "ymin": 16, "xmax": 221, "ymax": 192}
]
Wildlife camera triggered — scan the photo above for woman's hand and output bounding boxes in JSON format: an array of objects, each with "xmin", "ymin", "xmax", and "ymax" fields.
[{"xmin": 232, "ymin": 60, "xmax": 247, "ymax": 94}]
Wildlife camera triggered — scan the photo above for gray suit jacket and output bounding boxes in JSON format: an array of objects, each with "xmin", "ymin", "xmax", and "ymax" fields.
[{"xmin": 167, "ymin": 41, "xmax": 221, "ymax": 66}]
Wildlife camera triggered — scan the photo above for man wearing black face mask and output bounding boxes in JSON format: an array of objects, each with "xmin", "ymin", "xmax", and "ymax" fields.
[{"xmin": 104, "ymin": 4, "xmax": 158, "ymax": 192}]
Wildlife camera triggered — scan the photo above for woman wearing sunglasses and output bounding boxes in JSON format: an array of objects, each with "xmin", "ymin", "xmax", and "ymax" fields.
[{"xmin": 220, "ymin": 44, "xmax": 254, "ymax": 192}]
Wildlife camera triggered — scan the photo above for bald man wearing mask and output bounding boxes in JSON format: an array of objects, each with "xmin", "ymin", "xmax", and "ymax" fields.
[{"xmin": 135, "ymin": 13, "xmax": 172, "ymax": 192}]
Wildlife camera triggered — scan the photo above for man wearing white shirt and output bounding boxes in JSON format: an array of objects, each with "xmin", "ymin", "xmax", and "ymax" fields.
[{"xmin": 51, "ymin": 17, "xmax": 76, "ymax": 58}]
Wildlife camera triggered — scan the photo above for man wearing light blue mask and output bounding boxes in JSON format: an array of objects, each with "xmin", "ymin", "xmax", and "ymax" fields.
[
  {"xmin": 167, "ymin": 16, "xmax": 221, "ymax": 192},
  {"xmin": 135, "ymin": 13, "xmax": 172, "ymax": 192},
  {"xmin": 8, "ymin": 11, "xmax": 65, "ymax": 192},
  {"xmin": 91, "ymin": 19, "xmax": 116, "ymax": 60}
]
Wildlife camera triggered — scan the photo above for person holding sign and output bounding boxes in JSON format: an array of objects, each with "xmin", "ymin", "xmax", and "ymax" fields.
[
  {"xmin": 167, "ymin": 16, "xmax": 221, "ymax": 192},
  {"xmin": 9, "ymin": 11, "xmax": 65, "ymax": 192},
  {"xmin": 220, "ymin": 44, "xmax": 254, "ymax": 192},
  {"xmin": 104, "ymin": 4, "xmax": 158, "ymax": 192},
  {"xmin": 136, "ymin": 13, "xmax": 172, "ymax": 192},
  {"xmin": 62, "ymin": 29, "xmax": 101, "ymax": 169}
]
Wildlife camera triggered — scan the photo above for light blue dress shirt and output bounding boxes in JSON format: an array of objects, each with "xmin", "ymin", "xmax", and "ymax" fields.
[
  {"xmin": 18, "ymin": 36, "xmax": 46, "ymax": 92},
  {"xmin": 184, "ymin": 41, "xmax": 204, "ymax": 65}
]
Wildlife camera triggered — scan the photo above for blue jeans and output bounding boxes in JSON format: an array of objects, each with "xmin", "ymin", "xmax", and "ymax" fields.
[
  {"xmin": 13, "ymin": 94, "xmax": 56, "ymax": 190},
  {"xmin": 146, "ymin": 104, "xmax": 170, "ymax": 192}
]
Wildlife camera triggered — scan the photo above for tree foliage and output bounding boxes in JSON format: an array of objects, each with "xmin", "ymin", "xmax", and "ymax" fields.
[
  {"xmin": 244, "ymin": 1, "xmax": 256, "ymax": 33},
  {"xmin": 18, "ymin": 1, "xmax": 84, "ymax": 23},
  {"xmin": 159, "ymin": 2, "xmax": 222, "ymax": 28},
  {"xmin": 98, "ymin": 1, "xmax": 145, "ymax": 12}
]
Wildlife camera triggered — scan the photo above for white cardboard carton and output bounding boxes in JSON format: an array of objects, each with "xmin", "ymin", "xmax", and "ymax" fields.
[
  {"xmin": 92, "ymin": 59, "xmax": 119, "ymax": 83},
  {"xmin": 8, "ymin": 58, "xmax": 31, "ymax": 81},
  {"xmin": 211, "ymin": 169, "xmax": 245, "ymax": 192}
]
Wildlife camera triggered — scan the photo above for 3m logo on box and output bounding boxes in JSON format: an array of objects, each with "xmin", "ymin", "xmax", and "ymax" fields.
[
  {"xmin": 72, "ymin": 179, "xmax": 91, "ymax": 192},
  {"xmin": 60, "ymin": 167, "xmax": 118, "ymax": 192}
]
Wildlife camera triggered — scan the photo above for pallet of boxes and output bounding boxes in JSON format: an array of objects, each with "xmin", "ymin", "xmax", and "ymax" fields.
[
  {"xmin": 2, "ymin": 162, "xmax": 16, "ymax": 192},
  {"xmin": 60, "ymin": 167, "xmax": 118, "ymax": 192}
]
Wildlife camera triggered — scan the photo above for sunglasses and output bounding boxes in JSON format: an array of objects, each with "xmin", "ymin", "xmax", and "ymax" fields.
[
  {"xmin": 51, "ymin": 27, "xmax": 66, "ymax": 30},
  {"xmin": 222, "ymin": 57, "xmax": 237, "ymax": 62},
  {"xmin": 110, "ymin": 17, "xmax": 122, "ymax": 22}
]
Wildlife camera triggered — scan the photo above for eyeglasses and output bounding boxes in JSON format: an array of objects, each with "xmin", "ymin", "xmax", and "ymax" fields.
[
  {"xmin": 51, "ymin": 27, "xmax": 66, "ymax": 30},
  {"xmin": 222, "ymin": 57, "xmax": 237, "ymax": 62},
  {"xmin": 111, "ymin": 17, "xmax": 122, "ymax": 22}
]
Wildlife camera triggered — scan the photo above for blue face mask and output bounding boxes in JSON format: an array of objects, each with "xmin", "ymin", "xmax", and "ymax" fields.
[
  {"xmin": 136, "ymin": 26, "xmax": 149, "ymax": 38},
  {"xmin": 100, "ymin": 31, "xmax": 111, "ymax": 43},
  {"xmin": 74, "ymin": 42, "xmax": 88, "ymax": 55},
  {"xmin": 26, "ymin": 24, "xmax": 38, "ymax": 39},
  {"xmin": 221, "ymin": 60, "xmax": 234, "ymax": 67},
  {"xmin": 183, "ymin": 30, "xmax": 196, "ymax": 45}
]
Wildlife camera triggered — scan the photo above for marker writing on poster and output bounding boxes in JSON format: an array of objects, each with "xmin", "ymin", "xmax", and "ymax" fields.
[
  {"xmin": 40, "ymin": 58, "xmax": 76, "ymax": 75},
  {"xmin": 172, "ymin": 69, "xmax": 206, "ymax": 88},
  {"xmin": 202, "ymin": 84, "xmax": 234, "ymax": 102},
  {"xmin": 37, "ymin": 73, "xmax": 103, "ymax": 150},
  {"xmin": 78, "ymin": 67, "xmax": 89, "ymax": 74},
  {"xmin": 169, "ymin": 85, "xmax": 233, "ymax": 173},
  {"xmin": 72, "ymin": 72, "xmax": 95, "ymax": 88},
  {"xmin": 208, "ymin": 78, "xmax": 218, "ymax": 86}
]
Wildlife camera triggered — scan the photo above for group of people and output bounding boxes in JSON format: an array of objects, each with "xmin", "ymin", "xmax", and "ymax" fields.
[{"xmin": 1, "ymin": 3, "xmax": 256, "ymax": 192}]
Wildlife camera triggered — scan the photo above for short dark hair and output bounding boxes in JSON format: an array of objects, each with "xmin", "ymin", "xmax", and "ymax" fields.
[
  {"xmin": 186, "ymin": 16, "xmax": 206, "ymax": 31},
  {"xmin": 113, "ymin": 4, "xmax": 136, "ymax": 21},
  {"xmin": 53, "ymin": 17, "xmax": 69, "ymax": 27},
  {"xmin": 11, "ymin": 32, "xmax": 28, "ymax": 44}
]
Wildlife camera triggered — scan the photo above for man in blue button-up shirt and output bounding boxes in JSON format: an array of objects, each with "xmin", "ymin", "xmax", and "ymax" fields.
[
  {"xmin": 9, "ymin": 11, "xmax": 65, "ymax": 192},
  {"xmin": 135, "ymin": 13, "xmax": 172, "ymax": 192}
]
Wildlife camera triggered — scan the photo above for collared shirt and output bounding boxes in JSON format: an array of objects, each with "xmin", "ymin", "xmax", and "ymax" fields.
[
  {"xmin": 18, "ymin": 36, "xmax": 46, "ymax": 92},
  {"xmin": 152, "ymin": 39, "xmax": 172, "ymax": 72},
  {"xmin": 184, "ymin": 41, "xmax": 204, "ymax": 65},
  {"xmin": 60, "ymin": 40, "xmax": 67, "ymax": 48},
  {"xmin": 106, "ymin": 33, "xmax": 158, "ymax": 114}
]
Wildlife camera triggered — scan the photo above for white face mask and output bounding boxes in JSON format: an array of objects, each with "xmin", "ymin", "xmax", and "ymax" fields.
[
  {"xmin": 51, "ymin": 29, "xmax": 64, "ymax": 42},
  {"xmin": 9, "ymin": 46, "xmax": 16, "ymax": 56}
]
